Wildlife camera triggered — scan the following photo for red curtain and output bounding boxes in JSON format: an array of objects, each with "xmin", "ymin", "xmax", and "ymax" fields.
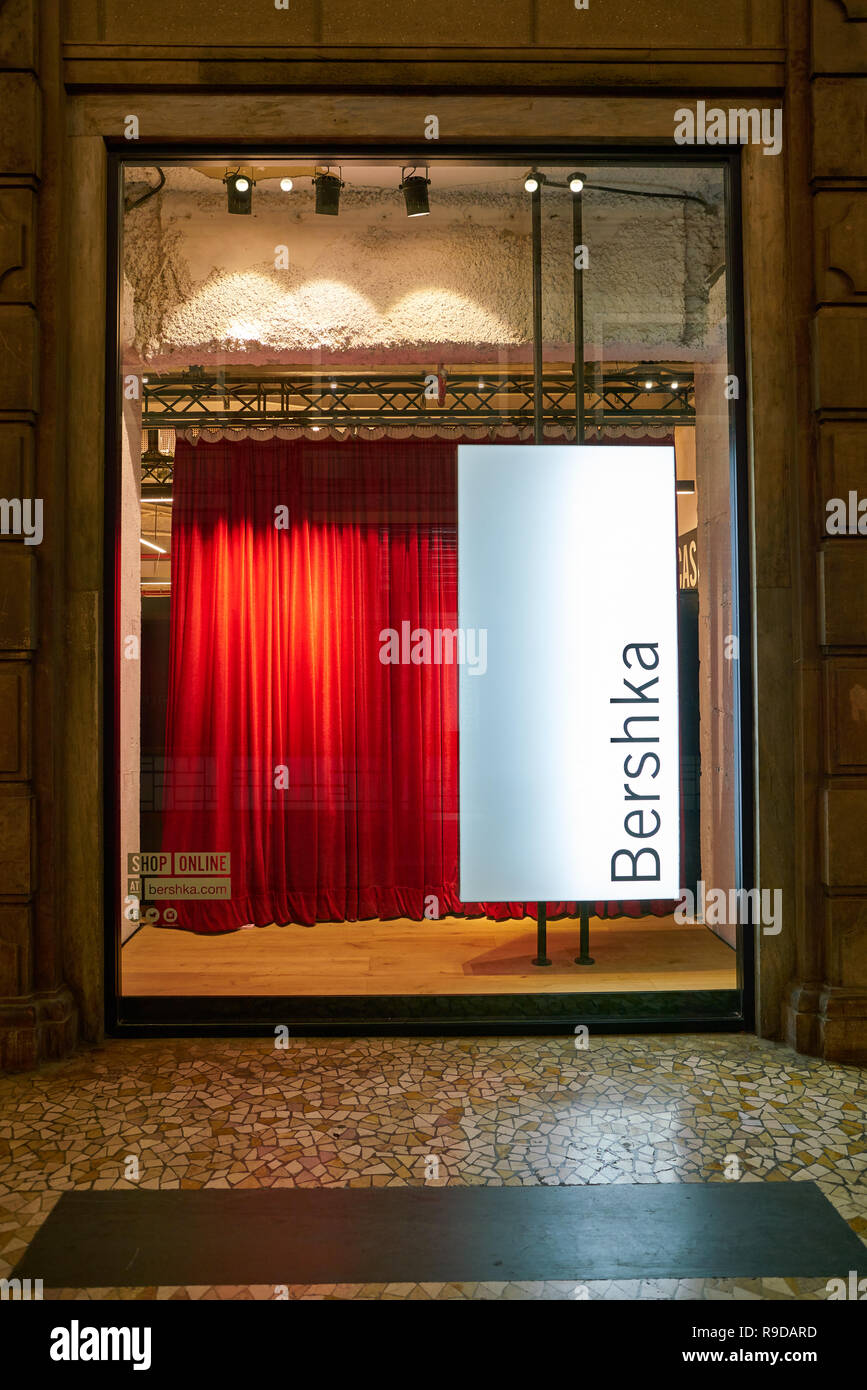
[
  {"xmin": 161, "ymin": 435, "xmax": 678, "ymax": 933},
  {"xmin": 162, "ymin": 436, "xmax": 587, "ymax": 932}
]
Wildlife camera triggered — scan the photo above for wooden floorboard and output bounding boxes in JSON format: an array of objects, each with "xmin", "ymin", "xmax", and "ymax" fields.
[{"xmin": 121, "ymin": 914, "xmax": 737, "ymax": 996}]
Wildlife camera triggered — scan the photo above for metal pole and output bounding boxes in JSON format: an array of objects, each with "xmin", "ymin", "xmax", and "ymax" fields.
[
  {"xmin": 572, "ymin": 182, "xmax": 585, "ymax": 444},
  {"xmin": 533, "ymin": 900, "xmax": 551, "ymax": 968},
  {"xmin": 530, "ymin": 179, "xmax": 550, "ymax": 963},
  {"xmin": 575, "ymin": 901, "xmax": 595, "ymax": 966},
  {"xmin": 532, "ymin": 182, "xmax": 543, "ymax": 446},
  {"xmin": 572, "ymin": 179, "xmax": 593, "ymax": 963}
]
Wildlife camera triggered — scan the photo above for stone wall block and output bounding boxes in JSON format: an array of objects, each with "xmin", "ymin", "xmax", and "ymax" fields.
[
  {"xmin": 811, "ymin": 0, "xmax": 867, "ymax": 74},
  {"xmin": 825, "ymin": 659, "xmax": 867, "ymax": 771},
  {"xmin": 0, "ymin": 786, "xmax": 34, "ymax": 897},
  {"xmin": 819, "ymin": 544, "xmax": 867, "ymax": 645},
  {"xmin": 824, "ymin": 896, "xmax": 867, "ymax": 988},
  {"xmin": 0, "ymin": 72, "xmax": 39, "ymax": 178},
  {"xmin": 0, "ymin": 902, "xmax": 32, "ymax": 994},
  {"xmin": 0, "ymin": 423, "xmax": 33, "ymax": 499},
  {"xmin": 0, "ymin": 547, "xmax": 37, "ymax": 650},
  {"xmin": 814, "ymin": 192, "xmax": 867, "ymax": 303},
  {"xmin": 0, "ymin": 662, "xmax": 28, "ymax": 777},
  {"xmin": 813, "ymin": 308, "xmax": 867, "ymax": 411},
  {"xmin": 0, "ymin": 304, "xmax": 38, "ymax": 413},
  {"xmin": 0, "ymin": 187, "xmax": 35, "ymax": 305},
  {"xmin": 823, "ymin": 786, "xmax": 867, "ymax": 886},
  {"xmin": 813, "ymin": 78, "xmax": 867, "ymax": 177}
]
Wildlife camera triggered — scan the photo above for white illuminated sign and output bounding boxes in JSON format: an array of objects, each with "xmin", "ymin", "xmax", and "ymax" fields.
[{"xmin": 458, "ymin": 444, "xmax": 681, "ymax": 901}]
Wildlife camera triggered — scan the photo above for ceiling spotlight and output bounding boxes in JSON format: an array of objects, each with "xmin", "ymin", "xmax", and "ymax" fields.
[
  {"xmin": 671, "ymin": 380, "xmax": 679, "ymax": 390},
  {"xmin": 280, "ymin": 177, "xmax": 294, "ymax": 192},
  {"xmin": 645, "ymin": 380, "xmax": 655, "ymax": 390},
  {"xmin": 400, "ymin": 168, "xmax": 431, "ymax": 217},
  {"xmin": 329, "ymin": 381, "xmax": 338, "ymax": 392},
  {"xmin": 524, "ymin": 172, "xmax": 540, "ymax": 193},
  {"xmin": 224, "ymin": 170, "xmax": 254, "ymax": 215},
  {"xmin": 568, "ymin": 174, "xmax": 585, "ymax": 193},
  {"xmin": 314, "ymin": 169, "xmax": 343, "ymax": 216}
]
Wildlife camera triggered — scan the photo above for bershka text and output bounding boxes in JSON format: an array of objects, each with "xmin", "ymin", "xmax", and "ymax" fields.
[
  {"xmin": 609, "ymin": 643, "xmax": 663, "ymax": 885},
  {"xmin": 673, "ymin": 101, "xmax": 782, "ymax": 156},
  {"xmin": 379, "ymin": 621, "xmax": 487, "ymax": 674},
  {"xmin": 49, "ymin": 1320, "xmax": 152, "ymax": 1371}
]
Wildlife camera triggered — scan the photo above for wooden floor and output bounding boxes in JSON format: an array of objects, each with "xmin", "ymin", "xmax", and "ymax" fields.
[{"xmin": 122, "ymin": 914, "xmax": 737, "ymax": 996}]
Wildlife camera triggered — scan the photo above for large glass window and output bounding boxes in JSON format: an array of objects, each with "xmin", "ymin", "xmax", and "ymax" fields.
[{"xmin": 110, "ymin": 154, "xmax": 747, "ymax": 1027}]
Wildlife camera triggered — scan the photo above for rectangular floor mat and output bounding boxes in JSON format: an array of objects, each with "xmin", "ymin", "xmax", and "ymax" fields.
[{"xmin": 14, "ymin": 1182, "xmax": 865, "ymax": 1288}]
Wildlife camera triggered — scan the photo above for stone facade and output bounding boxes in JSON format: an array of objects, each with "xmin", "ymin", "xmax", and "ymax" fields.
[{"xmin": 0, "ymin": 0, "xmax": 864, "ymax": 1066}]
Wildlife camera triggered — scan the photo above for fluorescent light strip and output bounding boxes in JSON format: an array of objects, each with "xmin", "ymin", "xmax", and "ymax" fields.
[{"xmin": 140, "ymin": 537, "xmax": 167, "ymax": 554}]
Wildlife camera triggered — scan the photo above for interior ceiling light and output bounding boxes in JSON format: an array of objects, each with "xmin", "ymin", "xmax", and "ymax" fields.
[
  {"xmin": 568, "ymin": 173, "xmax": 585, "ymax": 193},
  {"xmin": 140, "ymin": 537, "xmax": 167, "ymax": 554},
  {"xmin": 400, "ymin": 167, "xmax": 431, "ymax": 217},
  {"xmin": 314, "ymin": 169, "xmax": 343, "ymax": 216},
  {"xmin": 671, "ymin": 380, "xmax": 679, "ymax": 390},
  {"xmin": 524, "ymin": 171, "xmax": 541, "ymax": 193},
  {"xmin": 645, "ymin": 379, "xmax": 655, "ymax": 390},
  {"xmin": 224, "ymin": 170, "xmax": 254, "ymax": 215},
  {"xmin": 280, "ymin": 177, "xmax": 294, "ymax": 192}
]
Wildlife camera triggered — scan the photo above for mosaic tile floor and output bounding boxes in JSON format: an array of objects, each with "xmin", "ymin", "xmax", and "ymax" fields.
[{"xmin": 1, "ymin": 1033, "xmax": 865, "ymax": 1300}]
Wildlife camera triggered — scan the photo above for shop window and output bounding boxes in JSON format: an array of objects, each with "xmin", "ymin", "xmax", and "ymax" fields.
[{"xmin": 109, "ymin": 154, "xmax": 748, "ymax": 1029}]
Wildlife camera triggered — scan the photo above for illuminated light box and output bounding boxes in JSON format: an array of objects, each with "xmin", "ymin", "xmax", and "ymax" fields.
[{"xmin": 458, "ymin": 444, "xmax": 680, "ymax": 901}]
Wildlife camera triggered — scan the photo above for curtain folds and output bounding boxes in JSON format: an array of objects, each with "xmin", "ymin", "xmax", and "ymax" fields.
[{"xmin": 161, "ymin": 435, "xmax": 675, "ymax": 933}]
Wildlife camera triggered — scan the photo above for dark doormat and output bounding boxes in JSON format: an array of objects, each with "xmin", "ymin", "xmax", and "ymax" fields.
[{"xmin": 13, "ymin": 1182, "xmax": 865, "ymax": 1288}]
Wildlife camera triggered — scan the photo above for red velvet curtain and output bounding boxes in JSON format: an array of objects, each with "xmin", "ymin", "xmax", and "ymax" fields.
[
  {"xmin": 161, "ymin": 435, "xmax": 678, "ymax": 933},
  {"xmin": 162, "ymin": 436, "xmax": 586, "ymax": 932}
]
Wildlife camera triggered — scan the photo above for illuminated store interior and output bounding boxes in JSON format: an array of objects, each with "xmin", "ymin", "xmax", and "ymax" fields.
[{"xmin": 113, "ymin": 156, "xmax": 746, "ymax": 1026}]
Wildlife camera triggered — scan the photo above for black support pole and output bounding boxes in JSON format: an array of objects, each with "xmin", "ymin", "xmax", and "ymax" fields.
[
  {"xmin": 572, "ymin": 178, "xmax": 594, "ymax": 968},
  {"xmin": 531, "ymin": 181, "xmax": 544, "ymax": 447},
  {"xmin": 533, "ymin": 900, "xmax": 551, "ymax": 968},
  {"xmin": 572, "ymin": 181, "xmax": 585, "ymax": 444},
  {"xmin": 575, "ymin": 901, "xmax": 594, "ymax": 966},
  {"xmin": 530, "ymin": 178, "xmax": 550, "ymax": 965}
]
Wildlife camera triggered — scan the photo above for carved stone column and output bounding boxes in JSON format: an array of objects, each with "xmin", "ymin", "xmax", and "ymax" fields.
[
  {"xmin": 782, "ymin": 0, "xmax": 867, "ymax": 1061},
  {"xmin": 0, "ymin": 1, "xmax": 77, "ymax": 1068}
]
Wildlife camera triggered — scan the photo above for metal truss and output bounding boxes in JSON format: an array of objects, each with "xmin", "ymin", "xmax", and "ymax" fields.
[{"xmin": 140, "ymin": 367, "xmax": 694, "ymax": 484}]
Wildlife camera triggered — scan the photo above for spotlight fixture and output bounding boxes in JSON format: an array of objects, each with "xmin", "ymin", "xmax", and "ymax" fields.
[
  {"xmin": 400, "ymin": 167, "xmax": 431, "ymax": 217},
  {"xmin": 280, "ymin": 177, "xmax": 294, "ymax": 192},
  {"xmin": 675, "ymin": 479, "xmax": 696, "ymax": 495},
  {"xmin": 314, "ymin": 169, "xmax": 343, "ymax": 216},
  {"xmin": 671, "ymin": 380, "xmax": 679, "ymax": 390},
  {"xmin": 644, "ymin": 379, "xmax": 655, "ymax": 390},
  {"xmin": 223, "ymin": 170, "xmax": 254, "ymax": 215},
  {"xmin": 329, "ymin": 381, "xmax": 338, "ymax": 392},
  {"xmin": 524, "ymin": 172, "xmax": 541, "ymax": 193},
  {"xmin": 568, "ymin": 173, "xmax": 585, "ymax": 193}
]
